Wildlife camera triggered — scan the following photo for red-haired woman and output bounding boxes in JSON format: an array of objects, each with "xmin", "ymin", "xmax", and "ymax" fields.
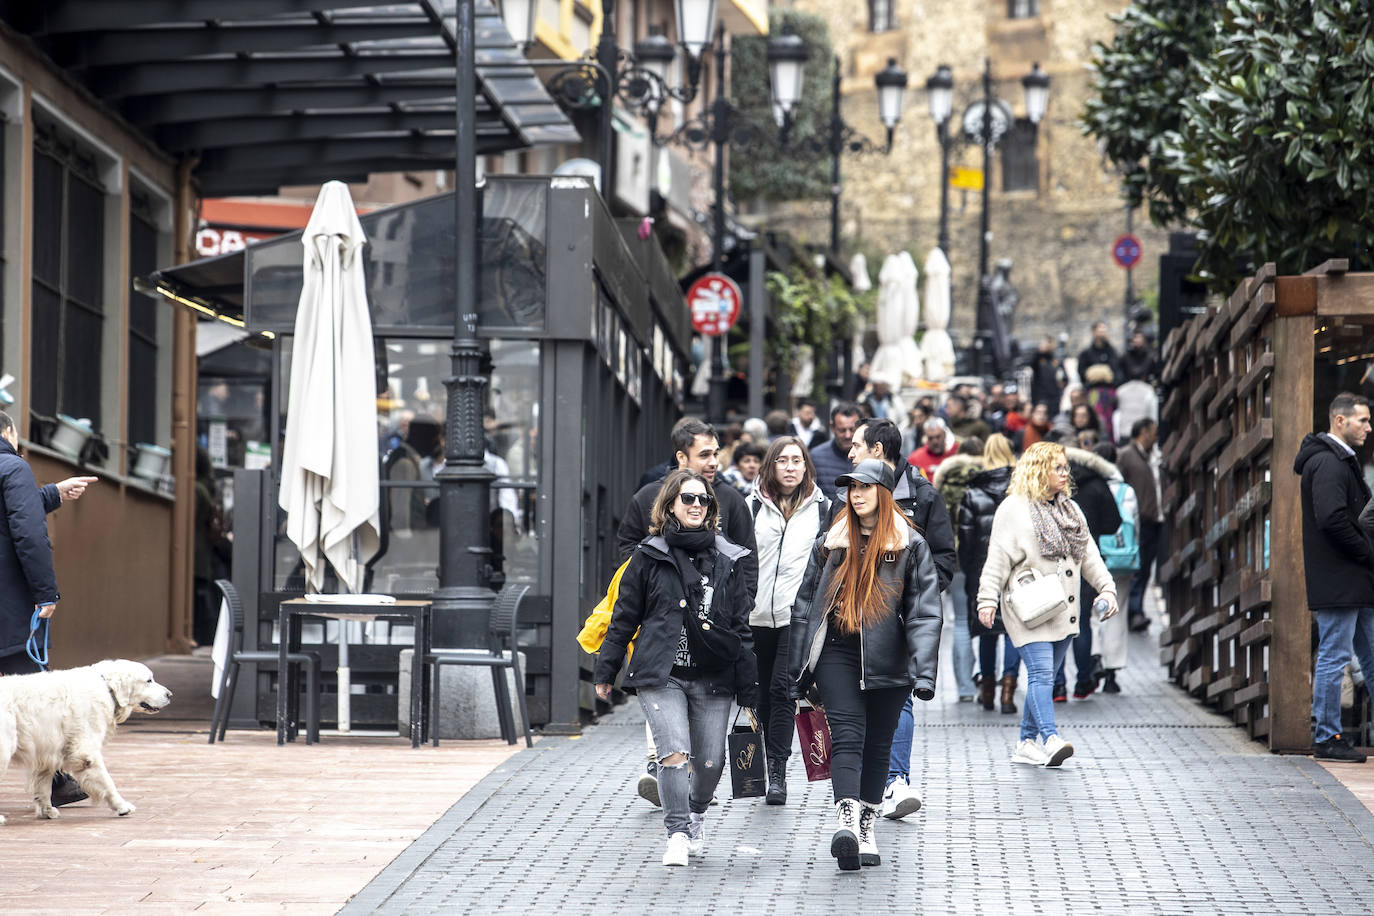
[{"xmin": 788, "ymin": 459, "xmax": 944, "ymax": 871}]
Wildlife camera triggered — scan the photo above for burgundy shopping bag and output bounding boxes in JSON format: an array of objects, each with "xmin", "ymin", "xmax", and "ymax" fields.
[{"xmin": 794, "ymin": 702, "xmax": 832, "ymax": 782}]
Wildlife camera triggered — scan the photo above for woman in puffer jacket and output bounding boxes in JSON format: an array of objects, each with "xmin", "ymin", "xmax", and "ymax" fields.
[
  {"xmin": 746, "ymin": 436, "xmax": 829, "ymax": 805},
  {"xmin": 958, "ymin": 434, "xmax": 1021, "ymax": 714},
  {"xmin": 789, "ymin": 459, "xmax": 943, "ymax": 872}
]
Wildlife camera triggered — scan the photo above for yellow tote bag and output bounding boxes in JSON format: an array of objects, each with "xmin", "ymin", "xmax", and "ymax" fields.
[{"xmin": 577, "ymin": 558, "xmax": 637, "ymax": 659}]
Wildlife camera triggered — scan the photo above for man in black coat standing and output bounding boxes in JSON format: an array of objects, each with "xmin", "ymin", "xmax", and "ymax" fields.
[
  {"xmin": 616, "ymin": 417, "xmax": 759, "ymax": 805},
  {"xmin": 1294, "ymin": 392, "xmax": 1374, "ymax": 762},
  {"xmin": 0, "ymin": 410, "xmax": 96, "ymax": 805}
]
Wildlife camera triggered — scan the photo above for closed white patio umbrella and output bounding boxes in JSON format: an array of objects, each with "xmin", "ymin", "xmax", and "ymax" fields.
[{"xmin": 278, "ymin": 180, "xmax": 381, "ymax": 731}]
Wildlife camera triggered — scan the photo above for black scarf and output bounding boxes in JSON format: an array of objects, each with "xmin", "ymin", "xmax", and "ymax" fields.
[{"xmin": 663, "ymin": 521, "xmax": 715, "ymax": 611}]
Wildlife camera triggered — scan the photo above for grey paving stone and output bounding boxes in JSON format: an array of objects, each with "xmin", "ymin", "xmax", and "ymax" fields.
[{"xmin": 343, "ymin": 613, "xmax": 1374, "ymax": 915}]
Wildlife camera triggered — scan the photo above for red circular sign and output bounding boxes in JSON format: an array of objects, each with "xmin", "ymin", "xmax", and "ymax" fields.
[
  {"xmin": 1112, "ymin": 234, "xmax": 1143, "ymax": 269},
  {"xmin": 687, "ymin": 272, "xmax": 743, "ymax": 337}
]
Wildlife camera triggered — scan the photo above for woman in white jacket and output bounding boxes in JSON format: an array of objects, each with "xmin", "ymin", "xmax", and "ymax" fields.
[
  {"xmin": 977, "ymin": 441, "xmax": 1117, "ymax": 767},
  {"xmin": 1090, "ymin": 442, "xmax": 1137, "ymax": 694},
  {"xmin": 747, "ymin": 436, "xmax": 829, "ymax": 804}
]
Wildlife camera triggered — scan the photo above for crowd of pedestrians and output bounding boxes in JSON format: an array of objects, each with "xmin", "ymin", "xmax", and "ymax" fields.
[{"xmin": 591, "ymin": 328, "xmax": 1176, "ymax": 870}]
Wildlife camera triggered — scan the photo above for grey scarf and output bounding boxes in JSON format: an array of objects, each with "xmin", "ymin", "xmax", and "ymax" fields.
[{"xmin": 1030, "ymin": 492, "xmax": 1089, "ymax": 562}]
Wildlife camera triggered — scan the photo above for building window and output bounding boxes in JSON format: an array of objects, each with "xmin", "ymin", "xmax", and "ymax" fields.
[
  {"xmin": 1008, "ymin": 0, "xmax": 1040, "ymax": 17},
  {"xmin": 1001, "ymin": 118, "xmax": 1039, "ymax": 192},
  {"xmin": 31, "ymin": 122, "xmax": 105, "ymax": 432},
  {"xmin": 128, "ymin": 191, "xmax": 159, "ymax": 447},
  {"xmin": 869, "ymin": 0, "xmax": 897, "ymax": 33}
]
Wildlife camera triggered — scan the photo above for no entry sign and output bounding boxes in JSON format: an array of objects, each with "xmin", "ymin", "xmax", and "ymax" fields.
[
  {"xmin": 1113, "ymin": 234, "xmax": 1143, "ymax": 270},
  {"xmin": 687, "ymin": 272, "xmax": 743, "ymax": 336}
]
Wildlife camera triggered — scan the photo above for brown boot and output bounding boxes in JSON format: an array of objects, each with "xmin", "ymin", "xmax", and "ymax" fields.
[
  {"xmin": 978, "ymin": 674, "xmax": 995, "ymax": 710},
  {"xmin": 999, "ymin": 675, "xmax": 1018, "ymax": 714}
]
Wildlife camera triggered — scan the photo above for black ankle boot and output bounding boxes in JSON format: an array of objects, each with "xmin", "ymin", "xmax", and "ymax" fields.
[{"xmin": 766, "ymin": 756, "xmax": 788, "ymax": 805}]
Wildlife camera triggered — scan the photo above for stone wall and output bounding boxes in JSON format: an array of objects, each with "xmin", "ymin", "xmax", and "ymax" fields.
[{"xmin": 753, "ymin": 0, "xmax": 1168, "ymax": 351}]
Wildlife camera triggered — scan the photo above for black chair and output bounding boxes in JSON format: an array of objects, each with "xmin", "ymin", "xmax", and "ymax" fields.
[
  {"xmin": 426, "ymin": 583, "xmax": 532, "ymax": 747},
  {"xmin": 209, "ymin": 579, "xmax": 320, "ymax": 745}
]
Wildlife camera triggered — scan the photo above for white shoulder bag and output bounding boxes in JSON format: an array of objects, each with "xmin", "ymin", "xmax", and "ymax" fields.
[{"xmin": 1005, "ymin": 560, "xmax": 1067, "ymax": 629}]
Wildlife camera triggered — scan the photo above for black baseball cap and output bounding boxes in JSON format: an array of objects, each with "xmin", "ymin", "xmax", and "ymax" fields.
[{"xmin": 835, "ymin": 458, "xmax": 896, "ymax": 492}]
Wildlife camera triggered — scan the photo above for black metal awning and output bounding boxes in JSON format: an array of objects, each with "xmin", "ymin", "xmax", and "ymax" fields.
[{"xmin": 0, "ymin": 0, "xmax": 580, "ymax": 196}]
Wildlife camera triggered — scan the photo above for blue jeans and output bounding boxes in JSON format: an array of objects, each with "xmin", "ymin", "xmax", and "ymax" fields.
[
  {"xmin": 949, "ymin": 574, "xmax": 976, "ymax": 698},
  {"xmin": 637, "ymin": 677, "xmax": 733, "ymax": 836},
  {"xmin": 1019, "ymin": 636, "xmax": 1074, "ymax": 741},
  {"xmin": 1312, "ymin": 608, "xmax": 1374, "ymax": 744},
  {"xmin": 887, "ymin": 696, "xmax": 914, "ymax": 785}
]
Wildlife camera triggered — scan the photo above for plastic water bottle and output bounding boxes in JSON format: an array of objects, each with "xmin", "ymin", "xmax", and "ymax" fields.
[{"xmin": 1092, "ymin": 596, "xmax": 1112, "ymax": 621}]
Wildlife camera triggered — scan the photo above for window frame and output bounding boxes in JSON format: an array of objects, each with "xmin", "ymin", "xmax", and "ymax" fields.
[{"xmin": 868, "ymin": 0, "xmax": 897, "ymax": 33}]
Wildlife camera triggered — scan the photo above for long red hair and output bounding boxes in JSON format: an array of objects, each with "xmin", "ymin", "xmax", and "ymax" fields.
[{"xmin": 829, "ymin": 485, "xmax": 913, "ymax": 634}]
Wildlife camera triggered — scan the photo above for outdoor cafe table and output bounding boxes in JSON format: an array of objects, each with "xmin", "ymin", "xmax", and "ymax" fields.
[{"xmin": 277, "ymin": 598, "xmax": 433, "ymax": 748}]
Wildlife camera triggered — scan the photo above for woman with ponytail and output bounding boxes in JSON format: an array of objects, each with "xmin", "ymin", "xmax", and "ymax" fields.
[{"xmin": 788, "ymin": 459, "xmax": 943, "ymax": 871}]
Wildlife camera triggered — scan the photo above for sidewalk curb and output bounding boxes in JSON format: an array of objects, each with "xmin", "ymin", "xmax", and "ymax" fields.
[
  {"xmin": 1287, "ymin": 756, "xmax": 1374, "ymax": 850},
  {"xmin": 340, "ymin": 737, "xmax": 569, "ymax": 914}
]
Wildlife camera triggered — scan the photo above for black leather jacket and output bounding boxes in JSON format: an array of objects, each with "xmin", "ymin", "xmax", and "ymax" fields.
[
  {"xmin": 787, "ymin": 514, "xmax": 943, "ymax": 699},
  {"xmin": 594, "ymin": 534, "xmax": 758, "ymax": 706}
]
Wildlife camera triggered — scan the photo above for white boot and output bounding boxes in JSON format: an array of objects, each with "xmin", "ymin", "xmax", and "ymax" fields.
[
  {"xmin": 858, "ymin": 802, "xmax": 880, "ymax": 867},
  {"xmin": 687, "ymin": 812, "xmax": 706, "ymax": 856},
  {"xmin": 831, "ymin": 799, "xmax": 861, "ymax": 871}
]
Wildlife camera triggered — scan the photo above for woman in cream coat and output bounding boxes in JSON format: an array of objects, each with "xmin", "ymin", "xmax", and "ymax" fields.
[{"xmin": 977, "ymin": 441, "xmax": 1117, "ymax": 766}]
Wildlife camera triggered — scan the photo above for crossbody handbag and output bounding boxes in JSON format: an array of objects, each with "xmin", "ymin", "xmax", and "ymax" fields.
[{"xmin": 1005, "ymin": 560, "xmax": 1067, "ymax": 629}]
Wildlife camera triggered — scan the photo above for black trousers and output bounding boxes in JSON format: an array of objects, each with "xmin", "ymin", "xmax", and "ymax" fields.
[
  {"xmin": 813, "ymin": 630, "xmax": 909, "ymax": 804},
  {"xmin": 0, "ymin": 650, "xmax": 41, "ymax": 675},
  {"xmin": 751, "ymin": 624, "xmax": 794, "ymax": 762}
]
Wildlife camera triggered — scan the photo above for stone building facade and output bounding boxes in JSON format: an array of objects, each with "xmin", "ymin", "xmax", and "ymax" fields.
[{"xmin": 764, "ymin": 0, "xmax": 1168, "ymax": 351}]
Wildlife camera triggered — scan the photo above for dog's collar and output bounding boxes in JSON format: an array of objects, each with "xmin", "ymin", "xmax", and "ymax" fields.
[{"xmin": 102, "ymin": 676, "xmax": 122, "ymax": 716}]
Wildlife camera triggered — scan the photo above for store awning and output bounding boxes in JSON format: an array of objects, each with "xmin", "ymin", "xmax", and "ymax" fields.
[{"xmin": 1, "ymin": 0, "xmax": 580, "ymax": 195}]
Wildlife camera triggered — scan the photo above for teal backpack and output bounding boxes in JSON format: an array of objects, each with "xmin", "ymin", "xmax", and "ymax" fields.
[{"xmin": 1098, "ymin": 480, "xmax": 1140, "ymax": 573}]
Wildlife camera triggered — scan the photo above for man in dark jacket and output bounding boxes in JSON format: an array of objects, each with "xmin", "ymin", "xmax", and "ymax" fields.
[
  {"xmin": 1117, "ymin": 418, "xmax": 1162, "ymax": 632},
  {"xmin": 1030, "ymin": 336, "xmax": 1066, "ymax": 412},
  {"xmin": 847, "ymin": 417, "xmax": 956, "ymax": 820},
  {"xmin": 616, "ymin": 417, "xmax": 759, "ymax": 804},
  {"xmin": 0, "ymin": 410, "xmax": 96, "ymax": 806},
  {"xmin": 811, "ymin": 403, "xmax": 861, "ymax": 502},
  {"xmin": 1053, "ymin": 446, "xmax": 1122, "ymax": 701},
  {"xmin": 1295, "ymin": 392, "xmax": 1374, "ymax": 762}
]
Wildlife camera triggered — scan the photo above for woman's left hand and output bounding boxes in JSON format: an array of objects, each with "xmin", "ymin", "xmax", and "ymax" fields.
[{"xmin": 1096, "ymin": 593, "xmax": 1119, "ymax": 620}]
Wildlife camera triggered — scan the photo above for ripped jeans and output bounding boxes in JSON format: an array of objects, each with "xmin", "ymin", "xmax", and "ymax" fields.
[{"xmin": 637, "ymin": 676, "xmax": 734, "ymax": 836}]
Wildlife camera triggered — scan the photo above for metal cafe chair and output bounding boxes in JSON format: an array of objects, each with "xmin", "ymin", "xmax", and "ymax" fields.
[
  {"xmin": 209, "ymin": 579, "xmax": 320, "ymax": 744},
  {"xmin": 426, "ymin": 583, "xmax": 533, "ymax": 747}
]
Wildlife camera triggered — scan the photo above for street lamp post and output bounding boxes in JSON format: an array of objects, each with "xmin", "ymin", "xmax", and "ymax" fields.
[{"xmin": 929, "ymin": 59, "xmax": 1049, "ymax": 379}]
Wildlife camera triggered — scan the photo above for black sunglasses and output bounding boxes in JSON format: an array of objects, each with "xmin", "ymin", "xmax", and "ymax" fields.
[{"xmin": 678, "ymin": 492, "xmax": 714, "ymax": 506}]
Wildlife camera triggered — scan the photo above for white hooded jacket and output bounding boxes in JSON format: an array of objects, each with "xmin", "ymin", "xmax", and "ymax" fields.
[{"xmin": 747, "ymin": 484, "xmax": 830, "ymax": 628}]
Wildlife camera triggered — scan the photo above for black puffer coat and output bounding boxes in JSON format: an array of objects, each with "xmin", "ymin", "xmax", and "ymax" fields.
[
  {"xmin": 0, "ymin": 439, "xmax": 60, "ymax": 658},
  {"xmin": 1065, "ymin": 447, "xmax": 1122, "ymax": 540},
  {"xmin": 787, "ymin": 512, "xmax": 943, "ymax": 699},
  {"xmin": 957, "ymin": 465, "xmax": 1013, "ymax": 634},
  {"xmin": 594, "ymin": 534, "xmax": 758, "ymax": 706}
]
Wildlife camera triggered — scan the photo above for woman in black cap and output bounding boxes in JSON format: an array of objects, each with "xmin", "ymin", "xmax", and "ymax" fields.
[{"xmin": 788, "ymin": 458, "xmax": 943, "ymax": 871}]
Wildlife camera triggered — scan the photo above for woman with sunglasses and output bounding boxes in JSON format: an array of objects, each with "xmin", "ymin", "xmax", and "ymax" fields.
[
  {"xmin": 594, "ymin": 469, "xmax": 757, "ymax": 867},
  {"xmin": 788, "ymin": 459, "xmax": 943, "ymax": 870},
  {"xmin": 746, "ymin": 436, "xmax": 829, "ymax": 805},
  {"xmin": 975, "ymin": 441, "xmax": 1117, "ymax": 767}
]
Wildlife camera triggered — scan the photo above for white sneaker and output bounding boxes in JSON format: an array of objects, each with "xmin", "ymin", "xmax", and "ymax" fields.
[
  {"xmin": 686, "ymin": 812, "xmax": 705, "ymax": 856},
  {"xmin": 1010, "ymin": 738, "xmax": 1051, "ymax": 766},
  {"xmin": 662, "ymin": 832, "xmax": 690, "ymax": 867},
  {"xmin": 1042, "ymin": 734, "xmax": 1074, "ymax": 767},
  {"xmin": 879, "ymin": 776, "xmax": 923, "ymax": 819}
]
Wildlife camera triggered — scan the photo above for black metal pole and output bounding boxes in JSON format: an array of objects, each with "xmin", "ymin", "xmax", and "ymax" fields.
[
  {"xmin": 433, "ymin": 0, "xmax": 495, "ymax": 649},
  {"xmin": 976, "ymin": 57, "xmax": 994, "ymax": 378},
  {"xmin": 1124, "ymin": 201, "xmax": 1135, "ymax": 340},
  {"xmin": 706, "ymin": 23, "xmax": 728, "ymax": 425},
  {"xmin": 826, "ymin": 55, "xmax": 844, "ymax": 413},
  {"xmin": 936, "ymin": 117, "xmax": 951, "ymax": 256},
  {"xmin": 597, "ymin": 0, "xmax": 618, "ymax": 204}
]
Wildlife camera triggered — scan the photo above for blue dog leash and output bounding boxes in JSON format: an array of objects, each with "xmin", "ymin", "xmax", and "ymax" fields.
[{"xmin": 26, "ymin": 607, "xmax": 51, "ymax": 670}]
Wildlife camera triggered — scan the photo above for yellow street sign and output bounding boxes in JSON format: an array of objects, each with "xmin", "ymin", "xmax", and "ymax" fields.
[{"xmin": 950, "ymin": 166, "xmax": 984, "ymax": 191}]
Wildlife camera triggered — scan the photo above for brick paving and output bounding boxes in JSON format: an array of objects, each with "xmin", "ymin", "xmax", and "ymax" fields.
[
  {"xmin": 0, "ymin": 653, "xmax": 522, "ymax": 915},
  {"xmin": 347, "ymin": 619, "xmax": 1374, "ymax": 916}
]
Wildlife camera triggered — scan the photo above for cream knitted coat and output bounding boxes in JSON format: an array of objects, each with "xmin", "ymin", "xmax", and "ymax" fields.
[{"xmin": 975, "ymin": 493, "xmax": 1116, "ymax": 648}]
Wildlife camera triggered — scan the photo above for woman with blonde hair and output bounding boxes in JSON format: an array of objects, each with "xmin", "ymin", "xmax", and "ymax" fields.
[
  {"xmin": 594, "ymin": 469, "xmax": 757, "ymax": 866},
  {"xmin": 789, "ymin": 459, "xmax": 943, "ymax": 870},
  {"xmin": 958, "ymin": 434, "xmax": 1022, "ymax": 713},
  {"xmin": 746, "ymin": 436, "xmax": 829, "ymax": 804},
  {"xmin": 976, "ymin": 441, "xmax": 1117, "ymax": 766}
]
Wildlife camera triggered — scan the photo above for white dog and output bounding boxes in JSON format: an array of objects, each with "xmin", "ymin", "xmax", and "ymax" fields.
[{"xmin": 0, "ymin": 659, "xmax": 172, "ymax": 823}]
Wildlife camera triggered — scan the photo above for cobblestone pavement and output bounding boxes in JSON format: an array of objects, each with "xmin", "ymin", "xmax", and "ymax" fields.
[{"xmin": 346, "ymin": 616, "xmax": 1374, "ymax": 915}]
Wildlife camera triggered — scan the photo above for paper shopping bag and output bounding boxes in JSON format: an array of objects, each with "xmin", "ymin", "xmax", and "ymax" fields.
[
  {"xmin": 728, "ymin": 708, "xmax": 767, "ymax": 798},
  {"xmin": 794, "ymin": 702, "xmax": 832, "ymax": 782}
]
